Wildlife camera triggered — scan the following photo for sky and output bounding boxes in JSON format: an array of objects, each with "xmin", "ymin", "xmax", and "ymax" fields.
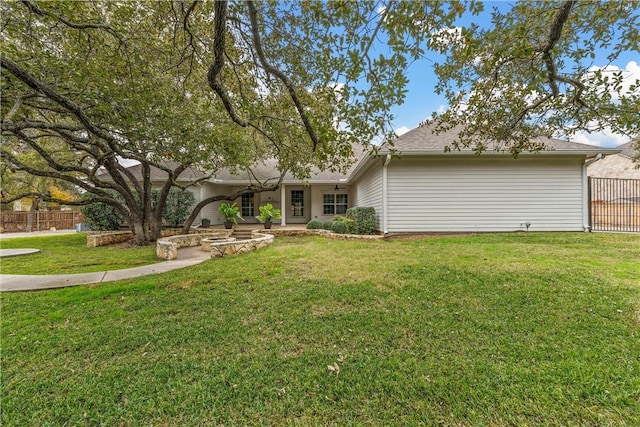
[{"xmin": 387, "ymin": 1, "xmax": 639, "ymax": 148}]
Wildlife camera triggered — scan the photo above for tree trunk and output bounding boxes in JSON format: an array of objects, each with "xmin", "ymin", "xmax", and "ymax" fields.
[
  {"xmin": 150, "ymin": 216, "xmax": 163, "ymax": 241},
  {"xmin": 26, "ymin": 198, "xmax": 40, "ymax": 232},
  {"xmin": 130, "ymin": 221, "xmax": 150, "ymax": 246}
]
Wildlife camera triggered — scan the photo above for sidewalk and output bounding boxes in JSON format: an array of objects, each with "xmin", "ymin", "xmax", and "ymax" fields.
[
  {"xmin": 0, "ymin": 229, "xmax": 78, "ymax": 240},
  {"xmin": 0, "ymin": 247, "xmax": 210, "ymax": 292}
]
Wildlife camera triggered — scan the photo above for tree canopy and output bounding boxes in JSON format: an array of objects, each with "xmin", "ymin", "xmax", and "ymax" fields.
[
  {"xmin": 429, "ymin": 0, "xmax": 639, "ymax": 153},
  {"xmin": 1, "ymin": 1, "xmax": 637, "ymax": 243}
]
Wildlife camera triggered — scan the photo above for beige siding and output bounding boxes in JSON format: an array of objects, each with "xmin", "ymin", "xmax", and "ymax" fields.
[
  {"xmin": 354, "ymin": 159, "xmax": 383, "ymax": 229},
  {"xmin": 387, "ymin": 157, "xmax": 585, "ymax": 232}
]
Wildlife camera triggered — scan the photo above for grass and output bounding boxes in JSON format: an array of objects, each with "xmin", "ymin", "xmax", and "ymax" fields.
[
  {"xmin": 0, "ymin": 233, "xmax": 159, "ymax": 274},
  {"xmin": 2, "ymin": 232, "xmax": 639, "ymax": 425}
]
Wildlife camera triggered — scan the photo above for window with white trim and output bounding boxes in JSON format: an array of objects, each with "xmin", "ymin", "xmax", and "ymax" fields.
[
  {"xmin": 241, "ymin": 193, "xmax": 254, "ymax": 217},
  {"xmin": 323, "ymin": 193, "xmax": 348, "ymax": 215}
]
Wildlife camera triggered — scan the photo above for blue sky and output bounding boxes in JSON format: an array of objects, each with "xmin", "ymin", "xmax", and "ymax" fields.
[{"xmin": 388, "ymin": 1, "xmax": 639, "ymax": 148}]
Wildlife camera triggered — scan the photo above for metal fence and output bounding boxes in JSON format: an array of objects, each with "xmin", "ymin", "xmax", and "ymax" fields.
[
  {"xmin": 588, "ymin": 177, "xmax": 640, "ymax": 232},
  {"xmin": 0, "ymin": 211, "xmax": 80, "ymax": 233}
]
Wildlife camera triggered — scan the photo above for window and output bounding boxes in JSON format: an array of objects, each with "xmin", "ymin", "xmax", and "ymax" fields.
[
  {"xmin": 291, "ymin": 190, "xmax": 305, "ymax": 217},
  {"xmin": 241, "ymin": 193, "xmax": 254, "ymax": 217},
  {"xmin": 323, "ymin": 193, "xmax": 348, "ymax": 215}
]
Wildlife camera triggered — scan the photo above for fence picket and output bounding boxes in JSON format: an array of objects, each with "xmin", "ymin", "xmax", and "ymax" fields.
[{"xmin": 0, "ymin": 211, "xmax": 80, "ymax": 233}]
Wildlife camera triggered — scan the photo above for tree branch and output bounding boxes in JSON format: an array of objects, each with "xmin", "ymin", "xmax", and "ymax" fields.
[
  {"xmin": 246, "ymin": 1, "xmax": 320, "ymax": 150},
  {"xmin": 1, "ymin": 56, "xmax": 119, "ymax": 146},
  {"xmin": 207, "ymin": 1, "xmax": 250, "ymax": 127}
]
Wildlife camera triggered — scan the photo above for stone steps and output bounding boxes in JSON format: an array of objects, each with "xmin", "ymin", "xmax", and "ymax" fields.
[{"xmin": 231, "ymin": 230, "xmax": 253, "ymax": 240}]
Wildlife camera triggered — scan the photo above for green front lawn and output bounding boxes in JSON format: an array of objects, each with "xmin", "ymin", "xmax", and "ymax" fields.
[
  {"xmin": 0, "ymin": 233, "xmax": 158, "ymax": 274},
  {"xmin": 2, "ymin": 233, "xmax": 639, "ymax": 425}
]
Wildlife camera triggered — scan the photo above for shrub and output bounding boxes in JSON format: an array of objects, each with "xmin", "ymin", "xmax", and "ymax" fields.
[
  {"xmin": 331, "ymin": 220, "xmax": 347, "ymax": 234},
  {"xmin": 160, "ymin": 188, "xmax": 196, "ymax": 227},
  {"xmin": 306, "ymin": 219, "xmax": 323, "ymax": 229},
  {"xmin": 346, "ymin": 207, "xmax": 376, "ymax": 234},
  {"xmin": 344, "ymin": 218, "xmax": 357, "ymax": 234},
  {"xmin": 321, "ymin": 220, "xmax": 335, "ymax": 230},
  {"xmin": 80, "ymin": 191, "xmax": 123, "ymax": 230},
  {"xmin": 333, "ymin": 215, "xmax": 356, "ymax": 233}
]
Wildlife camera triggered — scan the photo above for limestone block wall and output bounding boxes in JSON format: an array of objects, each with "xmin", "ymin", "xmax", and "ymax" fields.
[
  {"xmin": 208, "ymin": 233, "xmax": 274, "ymax": 258},
  {"xmin": 156, "ymin": 231, "xmax": 233, "ymax": 260},
  {"xmin": 87, "ymin": 228, "xmax": 215, "ymax": 248}
]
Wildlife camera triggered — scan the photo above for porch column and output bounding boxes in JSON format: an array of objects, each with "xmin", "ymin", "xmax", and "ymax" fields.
[{"xmin": 280, "ymin": 184, "xmax": 286, "ymax": 226}]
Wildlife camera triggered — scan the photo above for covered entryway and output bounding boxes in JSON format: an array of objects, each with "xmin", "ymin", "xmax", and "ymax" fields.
[{"xmin": 588, "ymin": 177, "xmax": 640, "ymax": 232}]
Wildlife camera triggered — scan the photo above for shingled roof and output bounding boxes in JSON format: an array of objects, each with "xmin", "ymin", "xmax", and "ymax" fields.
[
  {"xmin": 617, "ymin": 141, "xmax": 638, "ymax": 159},
  {"xmin": 97, "ymin": 160, "xmax": 208, "ymax": 182},
  {"xmin": 381, "ymin": 123, "xmax": 614, "ymax": 153}
]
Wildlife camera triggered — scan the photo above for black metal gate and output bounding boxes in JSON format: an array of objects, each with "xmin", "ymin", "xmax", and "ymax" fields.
[{"xmin": 588, "ymin": 177, "xmax": 640, "ymax": 232}]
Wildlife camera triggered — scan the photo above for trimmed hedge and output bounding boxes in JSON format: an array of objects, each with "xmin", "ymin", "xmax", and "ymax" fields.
[
  {"xmin": 307, "ymin": 209, "xmax": 376, "ymax": 235},
  {"xmin": 332, "ymin": 215, "xmax": 357, "ymax": 234},
  {"xmin": 346, "ymin": 207, "xmax": 376, "ymax": 235},
  {"xmin": 306, "ymin": 219, "xmax": 323, "ymax": 229},
  {"xmin": 321, "ymin": 220, "xmax": 334, "ymax": 230},
  {"xmin": 330, "ymin": 220, "xmax": 347, "ymax": 234}
]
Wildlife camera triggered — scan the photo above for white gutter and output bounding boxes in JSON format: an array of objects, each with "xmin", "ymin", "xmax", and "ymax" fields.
[
  {"xmin": 582, "ymin": 153, "xmax": 603, "ymax": 232},
  {"xmin": 376, "ymin": 149, "xmax": 621, "ymax": 158},
  {"xmin": 584, "ymin": 152, "xmax": 603, "ymax": 166},
  {"xmin": 582, "ymin": 159, "xmax": 590, "ymax": 232},
  {"xmin": 382, "ymin": 154, "xmax": 391, "ymax": 234}
]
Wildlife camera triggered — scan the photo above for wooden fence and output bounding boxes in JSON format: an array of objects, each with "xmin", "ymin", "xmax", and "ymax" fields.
[{"xmin": 0, "ymin": 211, "xmax": 81, "ymax": 233}]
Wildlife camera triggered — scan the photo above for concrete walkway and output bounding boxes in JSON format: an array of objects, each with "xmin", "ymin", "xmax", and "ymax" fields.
[
  {"xmin": 0, "ymin": 246, "xmax": 210, "ymax": 292},
  {"xmin": 0, "ymin": 248, "xmax": 41, "ymax": 258},
  {"xmin": 0, "ymin": 229, "xmax": 77, "ymax": 240}
]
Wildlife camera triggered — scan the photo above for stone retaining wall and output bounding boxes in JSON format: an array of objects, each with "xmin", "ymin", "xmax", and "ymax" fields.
[
  {"xmin": 87, "ymin": 228, "xmax": 214, "ymax": 248},
  {"xmin": 208, "ymin": 233, "xmax": 274, "ymax": 258},
  {"xmin": 86, "ymin": 231, "xmax": 137, "ymax": 248},
  {"xmin": 156, "ymin": 231, "xmax": 232, "ymax": 260},
  {"xmin": 266, "ymin": 229, "xmax": 384, "ymax": 240}
]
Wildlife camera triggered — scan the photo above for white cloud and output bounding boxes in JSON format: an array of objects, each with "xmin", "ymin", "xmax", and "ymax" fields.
[
  {"xmin": 395, "ymin": 126, "xmax": 410, "ymax": 136},
  {"xmin": 568, "ymin": 126, "xmax": 631, "ymax": 148}
]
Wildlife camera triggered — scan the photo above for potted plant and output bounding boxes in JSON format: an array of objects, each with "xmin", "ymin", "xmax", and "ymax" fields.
[
  {"xmin": 255, "ymin": 203, "xmax": 281, "ymax": 229},
  {"xmin": 200, "ymin": 218, "xmax": 211, "ymax": 228},
  {"xmin": 218, "ymin": 202, "xmax": 243, "ymax": 229}
]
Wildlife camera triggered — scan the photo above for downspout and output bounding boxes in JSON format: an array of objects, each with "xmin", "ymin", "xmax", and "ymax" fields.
[
  {"xmin": 582, "ymin": 153, "xmax": 602, "ymax": 232},
  {"xmin": 382, "ymin": 154, "xmax": 391, "ymax": 234},
  {"xmin": 280, "ymin": 184, "xmax": 286, "ymax": 226}
]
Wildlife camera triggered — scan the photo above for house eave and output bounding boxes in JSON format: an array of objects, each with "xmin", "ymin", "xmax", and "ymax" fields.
[{"xmin": 376, "ymin": 148, "xmax": 622, "ymax": 158}]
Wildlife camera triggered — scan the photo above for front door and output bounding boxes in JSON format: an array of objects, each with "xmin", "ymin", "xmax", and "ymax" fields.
[
  {"xmin": 287, "ymin": 187, "xmax": 309, "ymax": 223},
  {"xmin": 241, "ymin": 193, "xmax": 257, "ymax": 223}
]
